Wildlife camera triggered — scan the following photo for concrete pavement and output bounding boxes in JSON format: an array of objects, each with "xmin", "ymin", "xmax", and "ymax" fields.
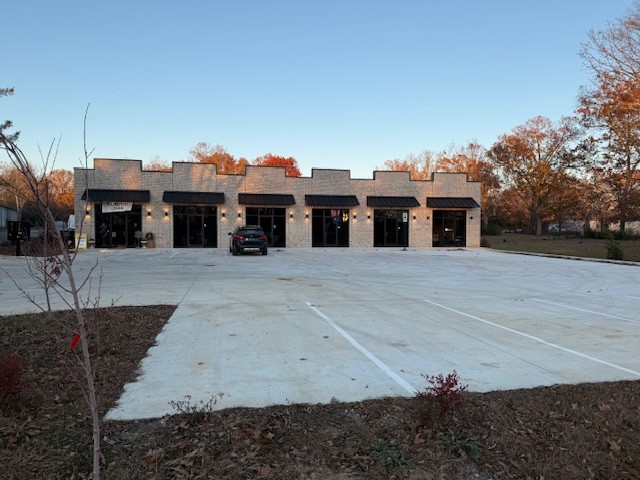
[{"xmin": 1, "ymin": 247, "xmax": 638, "ymax": 420}]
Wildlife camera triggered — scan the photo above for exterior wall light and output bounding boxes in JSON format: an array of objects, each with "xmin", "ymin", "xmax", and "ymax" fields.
[
  {"xmin": 290, "ymin": 213, "xmax": 293, "ymax": 219},
  {"xmin": 305, "ymin": 213, "xmax": 309, "ymax": 219},
  {"xmin": 85, "ymin": 209, "xmax": 90, "ymax": 216},
  {"xmin": 147, "ymin": 211, "xmax": 151, "ymax": 216},
  {"xmin": 237, "ymin": 212, "xmax": 241, "ymax": 218},
  {"xmin": 367, "ymin": 214, "xmax": 371, "ymax": 220},
  {"xmin": 221, "ymin": 212, "xmax": 226, "ymax": 218},
  {"xmin": 470, "ymin": 216, "xmax": 474, "ymax": 220},
  {"xmin": 353, "ymin": 214, "xmax": 357, "ymax": 220},
  {"xmin": 164, "ymin": 211, "xmax": 169, "ymax": 217},
  {"xmin": 413, "ymin": 215, "xmax": 416, "ymax": 220}
]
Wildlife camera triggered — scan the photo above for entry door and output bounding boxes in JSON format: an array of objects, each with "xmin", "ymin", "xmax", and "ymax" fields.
[
  {"xmin": 312, "ymin": 209, "xmax": 350, "ymax": 247},
  {"xmin": 432, "ymin": 210, "xmax": 466, "ymax": 247},
  {"xmin": 94, "ymin": 204, "xmax": 142, "ymax": 248},
  {"xmin": 374, "ymin": 210, "xmax": 408, "ymax": 247},
  {"xmin": 245, "ymin": 208, "xmax": 286, "ymax": 247},
  {"xmin": 173, "ymin": 206, "xmax": 218, "ymax": 247}
]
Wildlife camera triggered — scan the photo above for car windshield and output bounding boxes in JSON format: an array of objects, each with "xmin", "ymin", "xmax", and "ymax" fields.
[{"xmin": 238, "ymin": 229, "xmax": 263, "ymax": 236}]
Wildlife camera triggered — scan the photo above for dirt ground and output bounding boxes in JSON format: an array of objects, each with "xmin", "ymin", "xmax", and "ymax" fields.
[
  {"xmin": 485, "ymin": 234, "xmax": 640, "ymax": 262},
  {"xmin": 1, "ymin": 306, "xmax": 639, "ymax": 479}
]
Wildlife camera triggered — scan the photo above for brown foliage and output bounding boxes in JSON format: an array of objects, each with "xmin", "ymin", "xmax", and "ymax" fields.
[
  {"xmin": 0, "ymin": 354, "xmax": 25, "ymax": 412},
  {"xmin": 488, "ymin": 116, "xmax": 581, "ymax": 235},
  {"xmin": 579, "ymin": 4, "xmax": 640, "ymax": 231},
  {"xmin": 187, "ymin": 142, "xmax": 248, "ymax": 174},
  {"xmin": 382, "ymin": 151, "xmax": 438, "ymax": 180},
  {"xmin": 253, "ymin": 153, "xmax": 302, "ymax": 176},
  {"xmin": 435, "ymin": 142, "xmax": 500, "ymax": 219},
  {"xmin": 46, "ymin": 169, "xmax": 74, "ymax": 219},
  {"xmin": 1, "ymin": 307, "xmax": 639, "ymax": 479}
]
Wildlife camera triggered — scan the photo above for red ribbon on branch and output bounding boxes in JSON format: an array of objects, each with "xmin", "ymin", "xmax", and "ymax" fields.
[{"xmin": 69, "ymin": 333, "xmax": 81, "ymax": 351}]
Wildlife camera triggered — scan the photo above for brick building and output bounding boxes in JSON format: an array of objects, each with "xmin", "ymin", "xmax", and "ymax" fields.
[{"xmin": 74, "ymin": 159, "xmax": 481, "ymax": 249}]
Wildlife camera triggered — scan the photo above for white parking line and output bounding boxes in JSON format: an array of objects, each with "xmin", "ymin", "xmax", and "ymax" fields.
[
  {"xmin": 424, "ymin": 299, "xmax": 640, "ymax": 378},
  {"xmin": 306, "ymin": 302, "xmax": 417, "ymax": 395},
  {"xmin": 628, "ymin": 295, "xmax": 640, "ymax": 300},
  {"xmin": 169, "ymin": 252, "xmax": 180, "ymax": 259},
  {"xmin": 531, "ymin": 298, "xmax": 640, "ymax": 325}
]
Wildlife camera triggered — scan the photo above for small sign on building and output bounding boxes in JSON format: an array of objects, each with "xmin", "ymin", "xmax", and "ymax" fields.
[{"xmin": 102, "ymin": 202, "xmax": 133, "ymax": 213}]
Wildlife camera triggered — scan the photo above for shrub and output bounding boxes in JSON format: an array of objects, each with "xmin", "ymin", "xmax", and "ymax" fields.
[
  {"xmin": 0, "ymin": 353, "xmax": 26, "ymax": 412},
  {"xmin": 481, "ymin": 223, "xmax": 502, "ymax": 236},
  {"xmin": 415, "ymin": 371, "xmax": 468, "ymax": 428},
  {"xmin": 606, "ymin": 240, "xmax": 624, "ymax": 260}
]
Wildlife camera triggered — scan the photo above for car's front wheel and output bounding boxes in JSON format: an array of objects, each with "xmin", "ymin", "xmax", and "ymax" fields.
[{"xmin": 262, "ymin": 249, "xmax": 268, "ymax": 255}]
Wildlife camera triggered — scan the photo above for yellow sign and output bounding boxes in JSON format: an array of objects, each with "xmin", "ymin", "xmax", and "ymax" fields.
[{"xmin": 75, "ymin": 233, "xmax": 87, "ymax": 249}]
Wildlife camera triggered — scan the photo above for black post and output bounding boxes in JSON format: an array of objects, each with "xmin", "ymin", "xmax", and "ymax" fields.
[{"xmin": 403, "ymin": 216, "xmax": 408, "ymax": 251}]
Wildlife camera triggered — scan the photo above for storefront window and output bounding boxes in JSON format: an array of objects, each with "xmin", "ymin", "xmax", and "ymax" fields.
[{"xmin": 311, "ymin": 209, "xmax": 350, "ymax": 247}]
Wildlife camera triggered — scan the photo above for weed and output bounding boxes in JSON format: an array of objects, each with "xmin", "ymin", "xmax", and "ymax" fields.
[
  {"xmin": 168, "ymin": 393, "xmax": 223, "ymax": 417},
  {"xmin": 370, "ymin": 439, "xmax": 409, "ymax": 467},
  {"xmin": 415, "ymin": 371, "xmax": 468, "ymax": 428},
  {"xmin": 0, "ymin": 353, "xmax": 26, "ymax": 412},
  {"xmin": 440, "ymin": 429, "xmax": 480, "ymax": 460}
]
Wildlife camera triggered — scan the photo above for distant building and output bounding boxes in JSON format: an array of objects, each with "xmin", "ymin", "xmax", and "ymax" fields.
[
  {"xmin": 0, "ymin": 204, "xmax": 19, "ymax": 243},
  {"xmin": 74, "ymin": 159, "xmax": 481, "ymax": 249}
]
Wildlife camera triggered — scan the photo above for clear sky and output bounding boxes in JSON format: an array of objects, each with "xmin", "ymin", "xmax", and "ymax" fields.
[{"xmin": 3, "ymin": 1, "xmax": 634, "ymax": 178}]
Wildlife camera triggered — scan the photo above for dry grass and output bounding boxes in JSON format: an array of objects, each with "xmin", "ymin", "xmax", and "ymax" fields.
[
  {"xmin": 1, "ymin": 307, "xmax": 639, "ymax": 479},
  {"xmin": 484, "ymin": 234, "xmax": 640, "ymax": 262}
]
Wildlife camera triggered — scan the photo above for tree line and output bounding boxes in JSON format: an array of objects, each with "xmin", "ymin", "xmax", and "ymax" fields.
[
  {"xmin": 3, "ymin": 5, "xmax": 640, "ymax": 234},
  {"xmin": 147, "ymin": 142, "xmax": 302, "ymax": 177},
  {"xmin": 382, "ymin": 5, "xmax": 640, "ymax": 235}
]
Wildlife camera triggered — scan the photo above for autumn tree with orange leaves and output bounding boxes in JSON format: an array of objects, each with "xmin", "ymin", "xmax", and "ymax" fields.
[
  {"xmin": 46, "ymin": 168, "xmax": 74, "ymax": 219},
  {"xmin": 188, "ymin": 142, "xmax": 248, "ymax": 174},
  {"xmin": 253, "ymin": 153, "xmax": 302, "ymax": 176},
  {"xmin": 488, "ymin": 116, "xmax": 581, "ymax": 235},
  {"xmin": 435, "ymin": 142, "xmax": 500, "ymax": 224}
]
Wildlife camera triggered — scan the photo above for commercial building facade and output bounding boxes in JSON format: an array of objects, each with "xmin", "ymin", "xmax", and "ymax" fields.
[{"xmin": 74, "ymin": 159, "xmax": 481, "ymax": 249}]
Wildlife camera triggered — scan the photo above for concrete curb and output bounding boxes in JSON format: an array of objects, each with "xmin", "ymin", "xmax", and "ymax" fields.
[{"xmin": 490, "ymin": 248, "xmax": 640, "ymax": 267}]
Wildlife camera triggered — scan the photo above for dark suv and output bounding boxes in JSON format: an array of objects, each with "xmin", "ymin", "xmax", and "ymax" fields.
[{"xmin": 229, "ymin": 226, "xmax": 268, "ymax": 255}]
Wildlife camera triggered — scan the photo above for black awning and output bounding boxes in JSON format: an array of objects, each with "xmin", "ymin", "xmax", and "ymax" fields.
[
  {"xmin": 163, "ymin": 191, "xmax": 225, "ymax": 204},
  {"xmin": 427, "ymin": 197, "xmax": 480, "ymax": 208},
  {"xmin": 81, "ymin": 189, "xmax": 150, "ymax": 202},
  {"xmin": 305, "ymin": 195, "xmax": 360, "ymax": 207},
  {"xmin": 238, "ymin": 193, "xmax": 295, "ymax": 206},
  {"xmin": 367, "ymin": 196, "xmax": 420, "ymax": 208}
]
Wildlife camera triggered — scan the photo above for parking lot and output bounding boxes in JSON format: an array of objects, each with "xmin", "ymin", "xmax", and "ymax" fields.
[{"xmin": 1, "ymin": 247, "xmax": 639, "ymax": 420}]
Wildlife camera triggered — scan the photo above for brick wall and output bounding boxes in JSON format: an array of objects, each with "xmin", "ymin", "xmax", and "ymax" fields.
[{"xmin": 74, "ymin": 159, "xmax": 481, "ymax": 248}]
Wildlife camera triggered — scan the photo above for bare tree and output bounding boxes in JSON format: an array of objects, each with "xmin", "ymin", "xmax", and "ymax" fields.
[
  {"xmin": 579, "ymin": 4, "xmax": 640, "ymax": 232},
  {"xmin": 382, "ymin": 150, "xmax": 439, "ymax": 180},
  {"xmin": 0, "ymin": 105, "xmax": 102, "ymax": 479}
]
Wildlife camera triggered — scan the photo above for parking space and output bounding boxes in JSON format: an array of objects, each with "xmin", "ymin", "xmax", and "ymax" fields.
[{"xmin": 1, "ymin": 247, "xmax": 639, "ymax": 420}]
